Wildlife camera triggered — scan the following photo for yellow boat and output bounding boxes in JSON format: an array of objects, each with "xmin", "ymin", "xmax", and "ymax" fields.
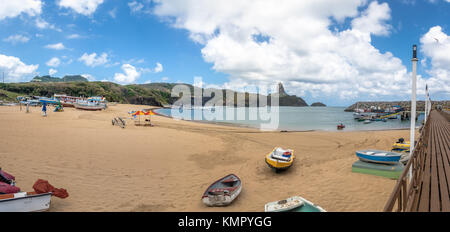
[
  {"xmin": 265, "ymin": 147, "xmax": 295, "ymax": 172},
  {"xmin": 392, "ymin": 141, "xmax": 410, "ymax": 150}
]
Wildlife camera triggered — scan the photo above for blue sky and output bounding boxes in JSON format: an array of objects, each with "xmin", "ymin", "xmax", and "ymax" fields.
[{"xmin": 0, "ymin": 0, "xmax": 449, "ymax": 106}]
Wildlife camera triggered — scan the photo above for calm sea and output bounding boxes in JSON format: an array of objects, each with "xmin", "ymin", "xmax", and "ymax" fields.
[{"xmin": 154, "ymin": 107, "xmax": 424, "ymax": 131}]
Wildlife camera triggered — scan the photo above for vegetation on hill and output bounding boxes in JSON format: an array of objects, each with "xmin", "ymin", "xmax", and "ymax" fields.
[
  {"xmin": 0, "ymin": 81, "xmax": 310, "ymax": 107},
  {"xmin": 31, "ymin": 75, "xmax": 89, "ymax": 83},
  {"xmin": 311, "ymin": 102, "xmax": 326, "ymax": 107}
]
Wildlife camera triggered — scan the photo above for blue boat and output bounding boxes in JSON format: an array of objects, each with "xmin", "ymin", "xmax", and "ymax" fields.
[{"xmin": 356, "ymin": 149, "xmax": 402, "ymax": 164}]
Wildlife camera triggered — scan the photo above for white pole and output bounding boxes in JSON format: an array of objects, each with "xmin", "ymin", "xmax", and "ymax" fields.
[{"xmin": 409, "ymin": 45, "xmax": 418, "ymax": 182}]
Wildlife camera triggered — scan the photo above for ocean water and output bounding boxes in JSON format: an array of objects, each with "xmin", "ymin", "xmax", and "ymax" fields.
[{"xmin": 154, "ymin": 107, "xmax": 424, "ymax": 131}]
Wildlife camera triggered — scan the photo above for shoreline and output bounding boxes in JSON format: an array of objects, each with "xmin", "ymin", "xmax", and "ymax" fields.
[
  {"xmin": 151, "ymin": 106, "xmax": 420, "ymax": 133},
  {"xmin": 0, "ymin": 104, "xmax": 416, "ymax": 212}
]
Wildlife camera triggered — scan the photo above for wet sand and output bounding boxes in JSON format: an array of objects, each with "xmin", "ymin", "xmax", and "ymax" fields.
[{"xmin": 0, "ymin": 104, "xmax": 413, "ymax": 212}]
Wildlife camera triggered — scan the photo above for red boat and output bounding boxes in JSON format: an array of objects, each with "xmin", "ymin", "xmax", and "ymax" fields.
[{"xmin": 337, "ymin": 123, "xmax": 345, "ymax": 130}]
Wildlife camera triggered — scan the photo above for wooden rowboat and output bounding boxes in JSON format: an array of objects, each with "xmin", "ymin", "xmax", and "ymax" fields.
[
  {"xmin": 0, "ymin": 192, "xmax": 52, "ymax": 212},
  {"xmin": 202, "ymin": 174, "xmax": 242, "ymax": 206}
]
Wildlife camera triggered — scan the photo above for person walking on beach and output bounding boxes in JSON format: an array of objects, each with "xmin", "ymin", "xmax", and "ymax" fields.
[{"xmin": 42, "ymin": 102, "xmax": 47, "ymax": 117}]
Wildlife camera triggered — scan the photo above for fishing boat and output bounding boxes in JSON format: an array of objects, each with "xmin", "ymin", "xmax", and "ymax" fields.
[
  {"xmin": 0, "ymin": 192, "xmax": 52, "ymax": 212},
  {"xmin": 74, "ymin": 99, "xmax": 106, "ymax": 111},
  {"xmin": 265, "ymin": 147, "xmax": 295, "ymax": 172},
  {"xmin": 337, "ymin": 123, "xmax": 345, "ymax": 130},
  {"xmin": 356, "ymin": 149, "xmax": 402, "ymax": 164},
  {"xmin": 202, "ymin": 174, "xmax": 242, "ymax": 206},
  {"xmin": 53, "ymin": 94, "xmax": 82, "ymax": 107},
  {"xmin": 363, "ymin": 119, "xmax": 371, "ymax": 124},
  {"xmin": 265, "ymin": 196, "xmax": 326, "ymax": 212}
]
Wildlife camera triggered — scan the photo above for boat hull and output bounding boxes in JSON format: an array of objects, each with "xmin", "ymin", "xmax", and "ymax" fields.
[
  {"xmin": 265, "ymin": 196, "xmax": 326, "ymax": 212},
  {"xmin": 265, "ymin": 148, "xmax": 295, "ymax": 171},
  {"xmin": 0, "ymin": 192, "xmax": 52, "ymax": 212},
  {"xmin": 356, "ymin": 150, "xmax": 402, "ymax": 164},
  {"xmin": 202, "ymin": 174, "xmax": 242, "ymax": 207},
  {"xmin": 74, "ymin": 103, "xmax": 105, "ymax": 111}
]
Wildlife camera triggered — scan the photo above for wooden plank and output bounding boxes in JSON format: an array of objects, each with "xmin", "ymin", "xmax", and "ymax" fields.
[
  {"xmin": 429, "ymin": 117, "xmax": 441, "ymax": 212},
  {"xmin": 417, "ymin": 120, "xmax": 433, "ymax": 212},
  {"xmin": 435, "ymin": 116, "xmax": 450, "ymax": 211}
]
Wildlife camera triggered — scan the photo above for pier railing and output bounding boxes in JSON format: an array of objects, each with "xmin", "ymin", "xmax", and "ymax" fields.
[{"xmin": 383, "ymin": 111, "xmax": 431, "ymax": 212}]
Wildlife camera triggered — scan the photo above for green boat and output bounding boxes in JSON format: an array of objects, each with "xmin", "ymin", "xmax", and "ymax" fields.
[{"xmin": 264, "ymin": 196, "xmax": 326, "ymax": 212}]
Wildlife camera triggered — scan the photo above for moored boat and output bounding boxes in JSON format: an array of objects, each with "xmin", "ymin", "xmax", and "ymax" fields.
[
  {"xmin": 265, "ymin": 196, "xmax": 326, "ymax": 212},
  {"xmin": 202, "ymin": 174, "xmax": 242, "ymax": 206},
  {"xmin": 265, "ymin": 147, "xmax": 295, "ymax": 172},
  {"xmin": 356, "ymin": 149, "xmax": 402, "ymax": 164},
  {"xmin": 337, "ymin": 123, "xmax": 345, "ymax": 130},
  {"xmin": 0, "ymin": 192, "xmax": 52, "ymax": 212}
]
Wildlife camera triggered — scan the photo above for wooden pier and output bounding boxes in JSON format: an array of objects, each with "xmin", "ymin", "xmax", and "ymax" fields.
[{"xmin": 384, "ymin": 110, "xmax": 450, "ymax": 212}]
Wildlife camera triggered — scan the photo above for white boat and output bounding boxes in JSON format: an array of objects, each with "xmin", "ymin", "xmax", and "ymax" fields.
[
  {"xmin": 202, "ymin": 174, "xmax": 242, "ymax": 206},
  {"xmin": 265, "ymin": 196, "xmax": 326, "ymax": 212},
  {"xmin": 363, "ymin": 119, "xmax": 371, "ymax": 124},
  {"xmin": 0, "ymin": 192, "xmax": 52, "ymax": 212}
]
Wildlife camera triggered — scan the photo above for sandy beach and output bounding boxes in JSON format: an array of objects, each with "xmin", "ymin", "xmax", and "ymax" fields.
[{"xmin": 0, "ymin": 104, "xmax": 413, "ymax": 212}]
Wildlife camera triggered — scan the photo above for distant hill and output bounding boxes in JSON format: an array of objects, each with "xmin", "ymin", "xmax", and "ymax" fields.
[
  {"xmin": 31, "ymin": 75, "xmax": 88, "ymax": 83},
  {"xmin": 0, "ymin": 81, "xmax": 310, "ymax": 107},
  {"xmin": 311, "ymin": 102, "xmax": 326, "ymax": 107}
]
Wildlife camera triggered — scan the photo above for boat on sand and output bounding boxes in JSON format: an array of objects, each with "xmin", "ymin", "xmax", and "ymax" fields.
[
  {"xmin": 356, "ymin": 149, "xmax": 402, "ymax": 164},
  {"xmin": 0, "ymin": 192, "xmax": 52, "ymax": 212},
  {"xmin": 202, "ymin": 174, "xmax": 242, "ymax": 206},
  {"xmin": 265, "ymin": 196, "xmax": 326, "ymax": 212},
  {"xmin": 265, "ymin": 147, "xmax": 295, "ymax": 172}
]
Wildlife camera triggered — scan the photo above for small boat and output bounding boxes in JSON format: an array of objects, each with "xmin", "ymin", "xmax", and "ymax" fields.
[
  {"xmin": 0, "ymin": 192, "xmax": 52, "ymax": 212},
  {"xmin": 202, "ymin": 174, "xmax": 242, "ymax": 206},
  {"xmin": 74, "ymin": 100, "xmax": 106, "ymax": 111},
  {"xmin": 363, "ymin": 120, "xmax": 371, "ymax": 124},
  {"xmin": 265, "ymin": 147, "xmax": 295, "ymax": 172},
  {"xmin": 337, "ymin": 123, "xmax": 345, "ymax": 130},
  {"xmin": 265, "ymin": 196, "xmax": 326, "ymax": 212},
  {"xmin": 356, "ymin": 149, "xmax": 402, "ymax": 164},
  {"xmin": 392, "ymin": 140, "xmax": 410, "ymax": 151}
]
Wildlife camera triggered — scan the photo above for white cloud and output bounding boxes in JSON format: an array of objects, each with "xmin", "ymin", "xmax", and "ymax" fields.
[
  {"xmin": 46, "ymin": 57, "xmax": 61, "ymax": 67},
  {"xmin": 109, "ymin": 8, "xmax": 117, "ymax": 18},
  {"xmin": 420, "ymin": 26, "xmax": 450, "ymax": 96},
  {"xmin": 0, "ymin": 0, "xmax": 42, "ymax": 20},
  {"xmin": 45, "ymin": 43, "xmax": 66, "ymax": 50},
  {"xmin": 49, "ymin": 68, "xmax": 58, "ymax": 76},
  {"xmin": 3, "ymin": 35, "xmax": 30, "ymax": 44},
  {"xmin": 161, "ymin": 77, "xmax": 169, "ymax": 81},
  {"xmin": 0, "ymin": 54, "xmax": 38, "ymax": 82},
  {"xmin": 78, "ymin": 52, "xmax": 109, "ymax": 67},
  {"xmin": 129, "ymin": 1, "xmax": 144, "ymax": 13},
  {"xmin": 154, "ymin": 62, "xmax": 163, "ymax": 73},
  {"xmin": 67, "ymin": 34, "xmax": 82, "ymax": 39},
  {"xmin": 153, "ymin": 0, "xmax": 420, "ymax": 100},
  {"xmin": 114, "ymin": 64, "xmax": 141, "ymax": 84},
  {"xmin": 81, "ymin": 74, "xmax": 95, "ymax": 81},
  {"xmin": 35, "ymin": 18, "xmax": 61, "ymax": 31},
  {"xmin": 58, "ymin": 0, "xmax": 104, "ymax": 16}
]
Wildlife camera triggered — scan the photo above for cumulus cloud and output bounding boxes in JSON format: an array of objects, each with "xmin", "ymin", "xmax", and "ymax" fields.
[
  {"xmin": 35, "ymin": 18, "xmax": 61, "ymax": 31},
  {"xmin": 129, "ymin": 1, "xmax": 144, "ymax": 13},
  {"xmin": 81, "ymin": 74, "xmax": 95, "ymax": 81},
  {"xmin": 0, "ymin": 0, "xmax": 42, "ymax": 20},
  {"xmin": 420, "ymin": 26, "xmax": 450, "ymax": 96},
  {"xmin": 0, "ymin": 54, "xmax": 39, "ymax": 82},
  {"xmin": 58, "ymin": 0, "xmax": 104, "ymax": 16},
  {"xmin": 45, "ymin": 43, "xmax": 66, "ymax": 50},
  {"xmin": 3, "ymin": 35, "xmax": 30, "ymax": 44},
  {"xmin": 153, "ymin": 0, "xmax": 420, "ymax": 101},
  {"xmin": 46, "ymin": 57, "xmax": 61, "ymax": 67},
  {"xmin": 114, "ymin": 64, "xmax": 141, "ymax": 84},
  {"xmin": 49, "ymin": 68, "xmax": 58, "ymax": 76},
  {"xmin": 78, "ymin": 52, "xmax": 109, "ymax": 67},
  {"xmin": 154, "ymin": 62, "xmax": 163, "ymax": 73}
]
